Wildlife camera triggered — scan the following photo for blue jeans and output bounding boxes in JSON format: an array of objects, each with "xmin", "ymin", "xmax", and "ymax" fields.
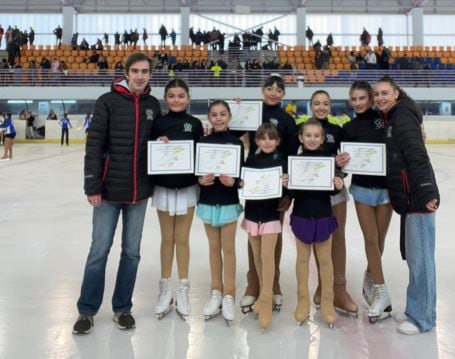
[
  {"xmin": 77, "ymin": 200, "xmax": 148, "ymax": 315},
  {"xmin": 404, "ymin": 212, "xmax": 436, "ymax": 332}
]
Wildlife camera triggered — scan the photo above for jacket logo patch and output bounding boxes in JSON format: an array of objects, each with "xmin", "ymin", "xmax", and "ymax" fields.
[
  {"xmin": 269, "ymin": 118, "xmax": 278, "ymax": 127},
  {"xmin": 326, "ymin": 134, "xmax": 335, "ymax": 143},
  {"xmin": 374, "ymin": 117, "xmax": 385, "ymax": 129},
  {"xmin": 183, "ymin": 123, "xmax": 192, "ymax": 132},
  {"xmin": 146, "ymin": 109, "xmax": 154, "ymax": 120},
  {"xmin": 386, "ymin": 126, "xmax": 393, "ymax": 137}
]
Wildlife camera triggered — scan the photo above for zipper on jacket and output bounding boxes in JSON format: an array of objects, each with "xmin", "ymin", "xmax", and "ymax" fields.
[
  {"xmin": 133, "ymin": 95, "xmax": 140, "ymax": 203},
  {"xmin": 102, "ymin": 156, "xmax": 110, "ymax": 182}
]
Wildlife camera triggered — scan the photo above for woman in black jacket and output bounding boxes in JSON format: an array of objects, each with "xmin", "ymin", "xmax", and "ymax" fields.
[{"xmin": 374, "ymin": 76, "xmax": 439, "ymax": 335}]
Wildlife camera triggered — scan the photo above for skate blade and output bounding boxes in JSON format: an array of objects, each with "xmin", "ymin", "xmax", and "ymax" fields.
[
  {"xmin": 204, "ymin": 308, "xmax": 221, "ymax": 321},
  {"xmin": 176, "ymin": 309, "xmax": 189, "ymax": 321},
  {"xmin": 156, "ymin": 306, "xmax": 173, "ymax": 320},
  {"xmin": 225, "ymin": 319, "xmax": 233, "ymax": 327},
  {"xmin": 335, "ymin": 306, "xmax": 358, "ymax": 318},
  {"xmin": 273, "ymin": 304, "xmax": 282, "ymax": 312},
  {"xmin": 369, "ymin": 311, "xmax": 392, "ymax": 324},
  {"xmin": 241, "ymin": 305, "xmax": 253, "ymax": 314}
]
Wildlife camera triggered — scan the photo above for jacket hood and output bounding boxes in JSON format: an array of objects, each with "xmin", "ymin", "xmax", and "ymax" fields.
[
  {"xmin": 111, "ymin": 77, "xmax": 151, "ymax": 97},
  {"xmin": 387, "ymin": 98, "xmax": 422, "ymax": 125}
]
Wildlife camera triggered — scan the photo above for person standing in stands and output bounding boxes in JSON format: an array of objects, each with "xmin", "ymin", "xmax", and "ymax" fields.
[
  {"xmin": 58, "ymin": 113, "xmax": 72, "ymax": 146},
  {"xmin": 53, "ymin": 25, "xmax": 62, "ymax": 46},
  {"xmin": 72, "ymin": 52, "xmax": 161, "ymax": 335}
]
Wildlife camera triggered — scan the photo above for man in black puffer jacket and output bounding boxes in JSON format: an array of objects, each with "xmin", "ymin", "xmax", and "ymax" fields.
[{"xmin": 73, "ymin": 53, "xmax": 161, "ymax": 335}]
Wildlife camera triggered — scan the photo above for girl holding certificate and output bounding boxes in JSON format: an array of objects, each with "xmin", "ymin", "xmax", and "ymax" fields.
[
  {"xmin": 337, "ymin": 81, "xmax": 393, "ymax": 324},
  {"xmin": 197, "ymin": 100, "xmax": 244, "ymax": 326},
  {"xmin": 290, "ymin": 119, "xmax": 344, "ymax": 327},
  {"xmin": 304, "ymin": 90, "xmax": 358, "ymax": 317},
  {"xmin": 241, "ymin": 123, "xmax": 288, "ymax": 331},
  {"xmin": 151, "ymin": 79, "xmax": 204, "ymax": 321},
  {"xmin": 240, "ymin": 74, "xmax": 299, "ymax": 315},
  {"xmin": 374, "ymin": 76, "xmax": 439, "ymax": 335}
]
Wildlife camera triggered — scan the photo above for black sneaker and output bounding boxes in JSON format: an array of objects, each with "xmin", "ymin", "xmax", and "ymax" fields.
[
  {"xmin": 72, "ymin": 315, "xmax": 94, "ymax": 334},
  {"xmin": 113, "ymin": 312, "xmax": 136, "ymax": 330}
]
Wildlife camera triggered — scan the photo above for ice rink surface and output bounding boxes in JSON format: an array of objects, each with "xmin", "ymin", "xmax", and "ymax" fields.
[{"xmin": 0, "ymin": 144, "xmax": 454, "ymax": 359}]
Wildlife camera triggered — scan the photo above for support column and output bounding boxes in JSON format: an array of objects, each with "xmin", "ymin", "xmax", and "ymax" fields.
[
  {"xmin": 410, "ymin": 7, "xmax": 424, "ymax": 46},
  {"xmin": 180, "ymin": 6, "xmax": 190, "ymax": 46},
  {"xmin": 62, "ymin": 6, "xmax": 76, "ymax": 45},
  {"xmin": 296, "ymin": 7, "xmax": 307, "ymax": 46}
]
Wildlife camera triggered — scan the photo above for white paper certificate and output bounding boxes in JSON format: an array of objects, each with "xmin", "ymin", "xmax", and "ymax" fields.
[
  {"xmin": 239, "ymin": 166, "xmax": 283, "ymax": 200},
  {"xmin": 225, "ymin": 100, "xmax": 262, "ymax": 131},
  {"xmin": 340, "ymin": 142, "xmax": 386, "ymax": 176},
  {"xmin": 195, "ymin": 143, "xmax": 242, "ymax": 177},
  {"xmin": 288, "ymin": 156, "xmax": 334, "ymax": 190},
  {"xmin": 147, "ymin": 140, "xmax": 194, "ymax": 175}
]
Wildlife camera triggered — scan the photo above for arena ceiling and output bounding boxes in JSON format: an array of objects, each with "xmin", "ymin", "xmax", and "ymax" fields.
[{"xmin": 0, "ymin": 0, "xmax": 453, "ymax": 14}]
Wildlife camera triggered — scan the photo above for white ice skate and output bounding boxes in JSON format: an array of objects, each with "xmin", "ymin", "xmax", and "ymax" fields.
[
  {"xmin": 368, "ymin": 284, "xmax": 392, "ymax": 323},
  {"xmin": 222, "ymin": 295, "xmax": 235, "ymax": 326},
  {"xmin": 240, "ymin": 295, "xmax": 256, "ymax": 314},
  {"xmin": 176, "ymin": 279, "xmax": 191, "ymax": 321},
  {"xmin": 273, "ymin": 294, "xmax": 283, "ymax": 312},
  {"xmin": 203, "ymin": 289, "xmax": 222, "ymax": 321},
  {"xmin": 362, "ymin": 271, "xmax": 374, "ymax": 306},
  {"xmin": 155, "ymin": 278, "xmax": 173, "ymax": 320}
]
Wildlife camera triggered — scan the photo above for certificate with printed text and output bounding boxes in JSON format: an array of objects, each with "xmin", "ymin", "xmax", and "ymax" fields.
[
  {"xmin": 239, "ymin": 166, "xmax": 283, "ymax": 200},
  {"xmin": 225, "ymin": 100, "xmax": 262, "ymax": 131},
  {"xmin": 195, "ymin": 143, "xmax": 242, "ymax": 177},
  {"xmin": 147, "ymin": 140, "xmax": 194, "ymax": 175},
  {"xmin": 288, "ymin": 156, "xmax": 334, "ymax": 190},
  {"xmin": 340, "ymin": 142, "xmax": 386, "ymax": 176}
]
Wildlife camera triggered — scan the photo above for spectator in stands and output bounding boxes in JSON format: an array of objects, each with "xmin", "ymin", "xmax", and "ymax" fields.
[
  {"xmin": 122, "ymin": 30, "xmax": 129, "ymax": 45},
  {"xmin": 326, "ymin": 33, "xmax": 334, "ymax": 47},
  {"xmin": 306, "ymin": 26, "xmax": 314, "ymax": 46},
  {"xmin": 267, "ymin": 29, "xmax": 274, "ymax": 50},
  {"xmin": 71, "ymin": 32, "xmax": 79, "ymax": 49},
  {"xmin": 97, "ymin": 56, "xmax": 109, "ymax": 71},
  {"xmin": 159, "ymin": 25, "xmax": 168, "ymax": 46},
  {"xmin": 131, "ymin": 29, "xmax": 139, "ymax": 48},
  {"xmin": 60, "ymin": 60, "xmax": 69, "ymax": 75},
  {"xmin": 170, "ymin": 29, "xmax": 176, "ymax": 46},
  {"xmin": 114, "ymin": 60, "xmax": 124, "ymax": 75},
  {"xmin": 40, "ymin": 57, "xmax": 50, "ymax": 69},
  {"xmin": 377, "ymin": 27, "xmax": 384, "ymax": 47},
  {"xmin": 89, "ymin": 51, "xmax": 100, "ymax": 64},
  {"xmin": 360, "ymin": 27, "xmax": 371, "ymax": 47},
  {"xmin": 0, "ymin": 25, "xmax": 4, "ymax": 48},
  {"xmin": 399, "ymin": 54, "xmax": 409, "ymax": 70},
  {"xmin": 348, "ymin": 51, "xmax": 357, "ymax": 69},
  {"xmin": 322, "ymin": 45, "xmax": 331, "ymax": 69},
  {"xmin": 53, "ymin": 25, "xmax": 63, "ymax": 46},
  {"xmin": 114, "ymin": 31, "xmax": 120, "ymax": 45},
  {"xmin": 29, "ymin": 27, "xmax": 35, "ymax": 46},
  {"xmin": 210, "ymin": 60, "xmax": 222, "ymax": 85},
  {"xmin": 315, "ymin": 48, "xmax": 324, "ymax": 70},
  {"xmin": 189, "ymin": 27, "xmax": 196, "ymax": 45},
  {"xmin": 255, "ymin": 26, "xmax": 264, "ymax": 49},
  {"xmin": 80, "ymin": 38, "xmax": 89, "ymax": 50},
  {"xmin": 313, "ymin": 39, "xmax": 322, "ymax": 51},
  {"xmin": 365, "ymin": 49, "xmax": 377, "ymax": 69},
  {"xmin": 95, "ymin": 38, "xmax": 104, "ymax": 51},
  {"xmin": 273, "ymin": 26, "xmax": 280, "ymax": 49},
  {"xmin": 378, "ymin": 47, "xmax": 390, "ymax": 70},
  {"xmin": 103, "ymin": 32, "xmax": 109, "ymax": 45},
  {"xmin": 142, "ymin": 28, "xmax": 148, "ymax": 45}
]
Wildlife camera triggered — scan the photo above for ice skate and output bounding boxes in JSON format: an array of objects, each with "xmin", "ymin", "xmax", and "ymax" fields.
[
  {"xmin": 203, "ymin": 289, "xmax": 222, "ymax": 321},
  {"xmin": 368, "ymin": 284, "xmax": 392, "ymax": 324},
  {"xmin": 334, "ymin": 283, "xmax": 358, "ymax": 318},
  {"xmin": 362, "ymin": 271, "xmax": 374, "ymax": 306},
  {"xmin": 321, "ymin": 285, "xmax": 336, "ymax": 328},
  {"xmin": 222, "ymin": 295, "xmax": 235, "ymax": 326},
  {"xmin": 176, "ymin": 279, "xmax": 191, "ymax": 321},
  {"xmin": 272, "ymin": 294, "xmax": 283, "ymax": 312},
  {"xmin": 155, "ymin": 278, "xmax": 173, "ymax": 320},
  {"xmin": 240, "ymin": 295, "xmax": 256, "ymax": 314},
  {"xmin": 295, "ymin": 290, "xmax": 310, "ymax": 326},
  {"xmin": 254, "ymin": 292, "xmax": 273, "ymax": 331}
]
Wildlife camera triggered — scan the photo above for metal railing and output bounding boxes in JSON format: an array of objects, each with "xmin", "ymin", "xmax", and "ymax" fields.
[{"xmin": 1, "ymin": 69, "xmax": 455, "ymax": 87}]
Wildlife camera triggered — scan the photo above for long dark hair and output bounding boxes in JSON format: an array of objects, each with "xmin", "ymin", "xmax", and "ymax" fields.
[{"xmin": 375, "ymin": 75, "xmax": 421, "ymax": 116}]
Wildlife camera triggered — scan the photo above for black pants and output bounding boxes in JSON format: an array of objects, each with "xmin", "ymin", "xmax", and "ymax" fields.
[{"xmin": 61, "ymin": 128, "xmax": 69, "ymax": 145}]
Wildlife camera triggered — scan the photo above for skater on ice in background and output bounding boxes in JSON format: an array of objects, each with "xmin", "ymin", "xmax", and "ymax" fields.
[
  {"xmin": 196, "ymin": 100, "xmax": 244, "ymax": 326},
  {"xmin": 300, "ymin": 90, "xmax": 358, "ymax": 317},
  {"xmin": 374, "ymin": 76, "xmax": 439, "ymax": 335},
  {"xmin": 240, "ymin": 123, "xmax": 288, "ymax": 331},
  {"xmin": 290, "ymin": 119, "xmax": 343, "ymax": 328},
  {"xmin": 151, "ymin": 79, "xmax": 204, "ymax": 321},
  {"xmin": 336, "ymin": 80, "xmax": 393, "ymax": 323}
]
